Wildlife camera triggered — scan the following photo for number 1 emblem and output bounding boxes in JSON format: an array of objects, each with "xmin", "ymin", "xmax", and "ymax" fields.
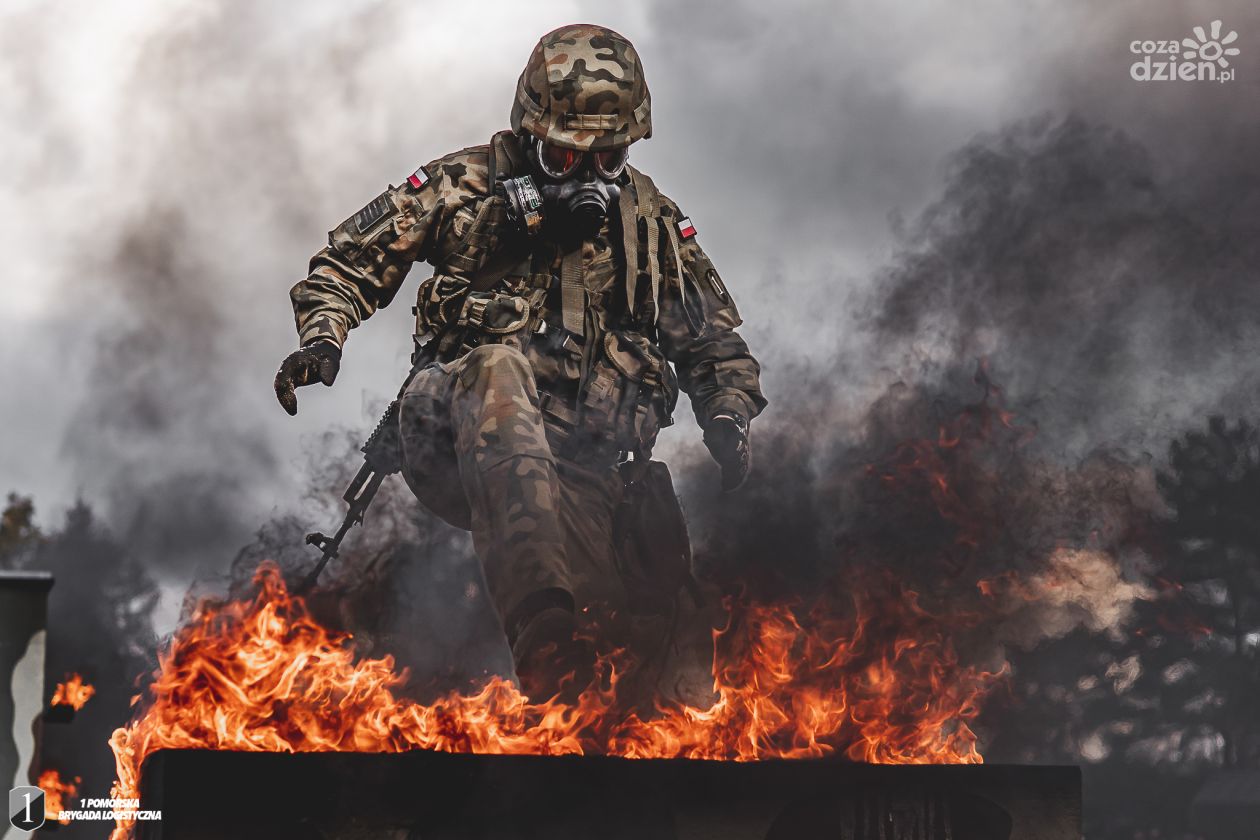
[{"xmin": 9, "ymin": 785, "xmax": 46, "ymax": 831}]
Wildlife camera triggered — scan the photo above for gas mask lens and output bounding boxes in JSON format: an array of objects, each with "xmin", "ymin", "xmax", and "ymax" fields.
[
  {"xmin": 539, "ymin": 142, "xmax": 580, "ymax": 178},
  {"xmin": 537, "ymin": 140, "xmax": 628, "ymax": 180},
  {"xmin": 594, "ymin": 147, "xmax": 628, "ymax": 179}
]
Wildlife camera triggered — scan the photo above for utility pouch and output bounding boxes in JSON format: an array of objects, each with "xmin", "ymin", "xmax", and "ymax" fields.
[
  {"xmin": 459, "ymin": 294, "xmax": 533, "ymax": 335},
  {"xmin": 428, "ymin": 289, "xmax": 543, "ymax": 360},
  {"xmin": 612, "ymin": 459, "xmax": 701, "ymax": 616},
  {"xmin": 586, "ymin": 331, "xmax": 678, "ymax": 453},
  {"xmin": 414, "ymin": 273, "xmax": 469, "ymax": 337}
]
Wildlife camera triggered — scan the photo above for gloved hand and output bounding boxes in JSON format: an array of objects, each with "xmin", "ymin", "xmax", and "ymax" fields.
[
  {"xmin": 274, "ymin": 341, "xmax": 341, "ymax": 416},
  {"xmin": 703, "ymin": 413, "xmax": 751, "ymax": 492}
]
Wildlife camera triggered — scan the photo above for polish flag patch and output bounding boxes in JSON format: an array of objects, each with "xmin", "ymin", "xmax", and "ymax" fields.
[
  {"xmin": 677, "ymin": 217, "xmax": 697, "ymax": 239},
  {"xmin": 407, "ymin": 166, "xmax": 430, "ymax": 190}
]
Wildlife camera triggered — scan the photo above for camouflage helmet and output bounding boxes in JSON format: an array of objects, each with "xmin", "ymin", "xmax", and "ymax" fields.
[{"xmin": 511, "ymin": 24, "xmax": 652, "ymax": 152}]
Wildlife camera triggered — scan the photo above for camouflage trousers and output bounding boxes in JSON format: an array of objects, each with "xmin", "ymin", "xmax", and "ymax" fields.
[{"xmin": 398, "ymin": 344, "xmax": 628, "ymax": 643}]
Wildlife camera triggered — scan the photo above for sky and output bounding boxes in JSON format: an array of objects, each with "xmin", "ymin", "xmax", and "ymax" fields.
[{"xmin": 1, "ymin": 0, "xmax": 1258, "ymax": 626}]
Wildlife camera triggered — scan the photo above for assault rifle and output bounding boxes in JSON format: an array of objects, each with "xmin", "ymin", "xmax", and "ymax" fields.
[
  {"xmin": 297, "ymin": 400, "xmax": 404, "ymax": 592},
  {"xmin": 296, "ymin": 337, "xmax": 439, "ymax": 591}
]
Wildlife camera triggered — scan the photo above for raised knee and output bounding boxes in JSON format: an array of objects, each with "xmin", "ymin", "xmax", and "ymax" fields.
[
  {"xmin": 457, "ymin": 343, "xmax": 535, "ymax": 392},
  {"xmin": 465, "ymin": 343, "xmax": 529, "ymax": 370}
]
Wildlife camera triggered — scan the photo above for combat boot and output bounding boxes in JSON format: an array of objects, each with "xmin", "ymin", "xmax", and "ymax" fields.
[{"xmin": 512, "ymin": 606, "xmax": 595, "ymax": 704}]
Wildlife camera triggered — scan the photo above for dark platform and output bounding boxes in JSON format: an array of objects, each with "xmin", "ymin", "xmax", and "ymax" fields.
[{"xmin": 138, "ymin": 749, "xmax": 1081, "ymax": 840}]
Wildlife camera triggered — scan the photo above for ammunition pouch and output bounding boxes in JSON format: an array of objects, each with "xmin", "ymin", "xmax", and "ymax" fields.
[
  {"xmin": 531, "ymin": 328, "xmax": 677, "ymax": 463},
  {"xmin": 524, "ymin": 320, "xmax": 678, "ymax": 464},
  {"xmin": 443, "ymin": 194, "xmax": 513, "ymax": 280},
  {"xmin": 611, "ymin": 459, "xmax": 699, "ymax": 615},
  {"xmin": 580, "ymin": 330, "xmax": 678, "ymax": 455}
]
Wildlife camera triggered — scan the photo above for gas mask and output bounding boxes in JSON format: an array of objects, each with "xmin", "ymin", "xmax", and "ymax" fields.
[{"xmin": 502, "ymin": 137, "xmax": 627, "ymax": 241}]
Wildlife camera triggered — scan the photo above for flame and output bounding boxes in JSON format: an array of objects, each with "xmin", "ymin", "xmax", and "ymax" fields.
[
  {"xmin": 103, "ymin": 371, "xmax": 1057, "ymax": 839},
  {"xmin": 106, "ymin": 563, "xmax": 1005, "ymax": 839},
  {"xmin": 52, "ymin": 673, "xmax": 96, "ymax": 711},
  {"xmin": 39, "ymin": 768, "xmax": 79, "ymax": 824}
]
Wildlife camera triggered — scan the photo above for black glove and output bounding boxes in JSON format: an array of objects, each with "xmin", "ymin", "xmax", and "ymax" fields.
[
  {"xmin": 274, "ymin": 341, "xmax": 341, "ymax": 416},
  {"xmin": 703, "ymin": 413, "xmax": 751, "ymax": 492}
]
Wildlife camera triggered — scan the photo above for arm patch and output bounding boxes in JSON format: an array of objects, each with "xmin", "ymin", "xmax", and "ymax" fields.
[
  {"xmin": 354, "ymin": 191, "xmax": 394, "ymax": 234},
  {"xmin": 706, "ymin": 268, "xmax": 730, "ymax": 303}
]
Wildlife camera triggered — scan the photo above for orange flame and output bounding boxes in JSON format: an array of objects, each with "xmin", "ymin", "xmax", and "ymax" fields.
[
  {"xmin": 38, "ymin": 768, "xmax": 79, "ymax": 825},
  {"xmin": 106, "ymin": 563, "xmax": 1005, "ymax": 839},
  {"xmin": 52, "ymin": 673, "xmax": 96, "ymax": 711}
]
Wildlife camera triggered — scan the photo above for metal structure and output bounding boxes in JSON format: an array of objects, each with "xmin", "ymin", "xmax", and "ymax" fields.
[
  {"xmin": 137, "ymin": 750, "xmax": 1081, "ymax": 840},
  {"xmin": 0, "ymin": 571, "xmax": 53, "ymax": 840}
]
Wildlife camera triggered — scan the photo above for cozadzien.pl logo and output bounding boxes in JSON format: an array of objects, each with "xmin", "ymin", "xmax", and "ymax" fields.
[{"xmin": 1130, "ymin": 19, "xmax": 1240, "ymax": 83}]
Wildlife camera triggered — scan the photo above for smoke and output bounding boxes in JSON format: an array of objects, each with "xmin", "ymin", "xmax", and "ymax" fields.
[
  {"xmin": 1, "ymin": 3, "xmax": 1258, "ymax": 831},
  {"xmin": 0, "ymin": 2, "xmax": 521, "ymax": 599},
  {"xmin": 4, "ymin": 0, "xmax": 1257, "ymax": 612},
  {"xmin": 997, "ymin": 547, "xmax": 1153, "ymax": 644},
  {"xmin": 670, "ymin": 108, "xmax": 1260, "ymax": 692},
  {"xmin": 867, "ymin": 115, "xmax": 1260, "ymax": 458},
  {"xmin": 61, "ymin": 207, "xmax": 281, "ymax": 583}
]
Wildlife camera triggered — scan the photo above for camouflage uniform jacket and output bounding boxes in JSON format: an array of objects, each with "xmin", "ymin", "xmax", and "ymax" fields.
[{"xmin": 290, "ymin": 137, "xmax": 766, "ymax": 457}]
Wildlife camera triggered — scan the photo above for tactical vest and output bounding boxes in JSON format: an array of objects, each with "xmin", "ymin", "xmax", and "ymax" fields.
[{"xmin": 415, "ymin": 130, "xmax": 688, "ymax": 459}]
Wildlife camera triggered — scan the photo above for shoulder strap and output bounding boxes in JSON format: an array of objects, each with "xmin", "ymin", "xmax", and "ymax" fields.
[
  {"xmin": 661, "ymin": 201, "xmax": 688, "ymax": 315},
  {"xmin": 618, "ymin": 175, "xmax": 641, "ymax": 314},
  {"xmin": 634, "ymin": 170, "xmax": 662, "ymax": 321},
  {"xmin": 620, "ymin": 168, "xmax": 686, "ymax": 325}
]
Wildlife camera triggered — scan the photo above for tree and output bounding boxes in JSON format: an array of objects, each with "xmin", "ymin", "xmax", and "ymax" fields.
[
  {"xmin": 0, "ymin": 493, "xmax": 41, "ymax": 567},
  {"xmin": 0, "ymin": 496, "xmax": 159, "ymax": 839},
  {"xmin": 1153, "ymin": 416, "xmax": 1260, "ymax": 769}
]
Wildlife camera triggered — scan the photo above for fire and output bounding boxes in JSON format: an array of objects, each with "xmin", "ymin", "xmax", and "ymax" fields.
[
  {"xmin": 107, "ymin": 563, "xmax": 1005, "ymax": 839},
  {"xmin": 38, "ymin": 768, "xmax": 79, "ymax": 824},
  {"xmin": 52, "ymin": 673, "xmax": 96, "ymax": 711},
  {"xmin": 103, "ymin": 371, "xmax": 1058, "ymax": 839}
]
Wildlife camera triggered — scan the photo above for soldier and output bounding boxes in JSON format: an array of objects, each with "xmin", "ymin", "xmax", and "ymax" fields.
[{"xmin": 274, "ymin": 24, "xmax": 766, "ymax": 700}]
